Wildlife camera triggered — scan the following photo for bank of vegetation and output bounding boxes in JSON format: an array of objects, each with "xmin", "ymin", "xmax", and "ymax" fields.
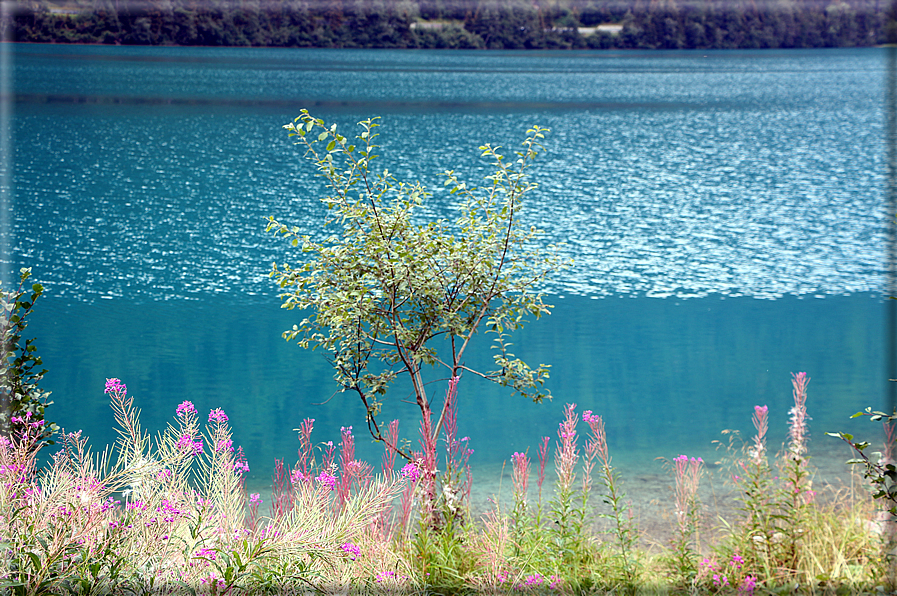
[{"xmin": 4, "ymin": 0, "xmax": 892, "ymax": 50}]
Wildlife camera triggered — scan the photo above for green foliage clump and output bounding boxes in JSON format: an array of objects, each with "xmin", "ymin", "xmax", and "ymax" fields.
[
  {"xmin": 0, "ymin": 267, "xmax": 57, "ymax": 445},
  {"xmin": 829, "ymin": 408, "xmax": 897, "ymax": 518}
]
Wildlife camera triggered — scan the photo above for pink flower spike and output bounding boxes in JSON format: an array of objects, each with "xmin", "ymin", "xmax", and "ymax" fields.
[
  {"xmin": 208, "ymin": 408, "xmax": 228, "ymax": 424},
  {"xmin": 400, "ymin": 462, "xmax": 421, "ymax": 483},
  {"xmin": 104, "ymin": 378, "xmax": 126, "ymax": 395},
  {"xmin": 316, "ymin": 471, "xmax": 337, "ymax": 491},
  {"xmin": 176, "ymin": 401, "xmax": 197, "ymax": 418}
]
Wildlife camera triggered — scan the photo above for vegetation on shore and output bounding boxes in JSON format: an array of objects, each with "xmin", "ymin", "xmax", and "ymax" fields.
[
  {"xmin": 5, "ymin": 0, "xmax": 891, "ymax": 50},
  {"xmin": 0, "ymin": 373, "xmax": 893, "ymax": 593}
]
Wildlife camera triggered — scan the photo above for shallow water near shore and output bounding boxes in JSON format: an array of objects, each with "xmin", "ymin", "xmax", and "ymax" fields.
[{"xmin": 31, "ymin": 291, "xmax": 885, "ymax": 498}]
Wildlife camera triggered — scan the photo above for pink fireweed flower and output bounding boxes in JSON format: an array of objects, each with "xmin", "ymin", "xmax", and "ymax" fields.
[
  {"xmin": 233, "ymin": 446, "xmax": 249, "ymax": 474},
  {"xmin": 208, "ymin": 408, "xmax": 228, "ymax": 424},
  {"xmin": 750, "ymin": 405, "xmax": 769, "ymax": 465},
  {"xmin": 215, "ymin": 438, "xmax": 234, "ymax": 453},
  {"xmin": 100, "ymin": 497, "xmax": 120, "ymax": 513},
  {"xmin": 177, "ymin": 434, "xmax": 203, "ymax": 456},
  {"xmin": 340, "ymin": 541, "xmax": 360, "ymax": 560},
  {"xmin": 400, "ymin": 462, "xmax": 421, "ymax": 483},
  {"xmin": 249, "ymin": 493, "xmax": 262, "ymax": 506},
  {"xmin": 290, "ymin": 469, "xmax": 309, "ymax": 484},
  {"xmin": 739, "ymin": 575, "xmax": 757, "ymax": 594},
  {"xmin": 511, "ymin": 451, "xmax": 530, "ymax": 507},
  {"xmin": 523, "ymin": 573, "xmax": 544, "ymax": 587},
  {"xmin": 177, "ymin": 434, "xmax": 191, "ymax": 450},
  {"xmin": 317, "ymin": 470, "xmax": 337, "ymax": 491},
  {"xmin": 537, "ymin": 435, "xmax": 550, "ymax": 490},
  {"xmin": 104, "ymin": 378, "xmax": 126, "ymax": 394},
  {"xmin": 788, "ymin": 372, "xmax": 811, "ymax": 459},
  {"xmin": 193, "ymin": 547, "xmax": 217, "ymax": 561},
  {"xmin": 176, "ymin": 401, "xmax": 196, "ymax": 418},
  {"xmin": 375, "ymin": 571, "xmax": 409, "ymax": 583},
  {"xmin": 582, "ymin": 410, "xmax": 601, "ymax": 424},
  {"xmin": 555, "ymin": 403, "xmax": 579, "ymax": 492}
]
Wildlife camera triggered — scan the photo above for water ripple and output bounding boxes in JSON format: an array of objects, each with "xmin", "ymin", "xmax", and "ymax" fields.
[{"xmin": 9, "ymin": 47, "xmax": 886, "ymax": 302}]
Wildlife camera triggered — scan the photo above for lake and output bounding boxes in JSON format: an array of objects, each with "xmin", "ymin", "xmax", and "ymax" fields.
[{"xmin": 7, "ymin": 44, "xmax": 889, "ymax": 498}]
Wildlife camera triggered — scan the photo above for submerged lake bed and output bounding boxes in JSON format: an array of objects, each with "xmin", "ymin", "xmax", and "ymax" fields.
[{"xmin": 7, "ymin": 44, "xmax": 889, "ymax": 504}]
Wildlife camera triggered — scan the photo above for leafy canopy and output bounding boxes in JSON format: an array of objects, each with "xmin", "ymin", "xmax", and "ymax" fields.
[{"xmin": 267, "ymin": 111, "xmax": 562, "ymax": 458}]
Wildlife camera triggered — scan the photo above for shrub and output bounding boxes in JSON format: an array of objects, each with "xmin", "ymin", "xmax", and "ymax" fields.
[{"xmin": 0, "ymin": 267, "xmax": 57, "ymax": 445}]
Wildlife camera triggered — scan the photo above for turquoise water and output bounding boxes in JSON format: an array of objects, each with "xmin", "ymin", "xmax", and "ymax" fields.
[{"xmin": 7, "ymin": 44, "xmax": 889, "ymax": 487}]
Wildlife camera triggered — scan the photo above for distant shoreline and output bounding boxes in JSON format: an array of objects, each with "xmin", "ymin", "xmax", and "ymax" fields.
[{"xmin": 4, "ymin": 0, "xmax": 889, "ymax": 51}]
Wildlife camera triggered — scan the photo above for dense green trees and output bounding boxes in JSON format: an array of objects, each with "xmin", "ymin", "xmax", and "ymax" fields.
[{"xmin": 4, "ymin": 0, "xmax": 890, "ymax": 49}]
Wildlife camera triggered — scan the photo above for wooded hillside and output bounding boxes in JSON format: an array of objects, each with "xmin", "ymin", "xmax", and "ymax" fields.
[{"xmin": 5, "ymin": 0, "xmax": 891, "ymax": 49}]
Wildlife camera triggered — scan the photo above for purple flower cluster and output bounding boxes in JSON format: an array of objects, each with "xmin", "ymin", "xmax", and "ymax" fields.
[
  {"xmin": 400, "ymin": 462, "xmax": 421, "ymax": 483},
  {"xmin": 739, "ymin": 575, "xmax": 757, "ymax": 594},
  {"xmin": 375, "ymin": 570, "xmax": 409, "ymax": 584},
  {"xmin": 340, "ymin": 541, "xmax": 360, "ymax": 560},
  {"xmin": 234, "ymin": 447, "xmax": 250, "ymax": 474},
  {"xmin": 700, "ymin": 555, "xmax": 756, "ymax": 595},
  {"xmin": 522, "ymin": 573, "xmax": 544, "ymax": 587},
  {"xmin": 208, "ymin": 408, "xmax": 228, "ymax": 424},
  {"xmin": 176, "ymin": 401, "xmax": 197, "ymax": 418},
  {"xmin": 177, "ymin": 434, "xmax": 204, "ymax": 456},
  {"xmin": 317, "ymin": 471, "xmax": 337, "ymax": 491},
  {"xmin": 193, "ymin": 547, "xmax": 217, "ymax": 561},
  {"xmin": 10, "ymin": 411, "xmax": 44, "ymax": 430},
  {"xmin": 99, "ymin": 496, "xmax": 120, "ymax": 513},
  {"xmin": 104, "ymin": 378, "xmax": 126, "ymax": 395}
]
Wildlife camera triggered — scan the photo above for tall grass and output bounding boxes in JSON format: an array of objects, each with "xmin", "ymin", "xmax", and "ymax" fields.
[
  {"xmin": 0, "ymin": 379, "xmax": 407, "ymax": 594},
  {"xmin": 0, "ymin": 374, "xmax": 890, "ymax": 594}
]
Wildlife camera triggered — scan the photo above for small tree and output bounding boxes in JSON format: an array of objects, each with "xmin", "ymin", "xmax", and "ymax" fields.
[
  {"xmin": 267, "ymin": 111, "xmax": 562, "ymax": 463},
  {"xmin": 0, "ymin": 267, "xmax": 57, "ymax": 444}
]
